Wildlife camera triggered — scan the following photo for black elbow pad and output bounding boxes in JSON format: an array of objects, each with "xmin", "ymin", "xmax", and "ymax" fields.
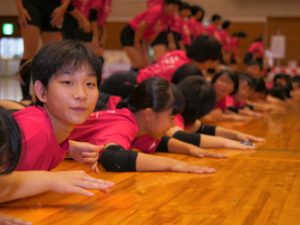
[
  {"xmin": 99, "ymin": 145, "xmax": 138, "ymax": 171},
  {"xmin": 89, "ymin": 9, "xmax": 98, "ymax": 21},
  {"xmin": 196, "ymin": 124, "xmax": 216, "ymax": 136},
  {"xmin": 173, "ymin": 131, "xmax": 201, "ymax": 146},
  {"xmin": 156, "ymin": 136, "xmax": 170, "ymax": 152}
]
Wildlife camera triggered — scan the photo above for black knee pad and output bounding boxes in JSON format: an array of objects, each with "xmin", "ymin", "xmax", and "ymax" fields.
[
  {"xmin": 173, "ymin": 131, "xmax": 201, "ymax": 146},
  {"xmin": 100, "ymin": 145, "xmax": 138, "ymax": 171}
]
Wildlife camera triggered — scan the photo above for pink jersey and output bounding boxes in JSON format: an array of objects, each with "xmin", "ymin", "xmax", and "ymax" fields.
[
  {"xmin": 70, "ymin": 108, "xmax": 138, "ymax": 150},
  {"xmin": 13, "ymin": 106, "xmax": 69, "ymax": 171},
  {"xmin": 132, "ymin": 135, "xmax": 161, "ymax": 153},
  {"xmin": 72, "ymin": 0, "xmax": 111, "ymax": 25},
  {"xmin": 173, "ymin": 114, "xmax": 185, "ymax": 129},
  {"xmin": 230, "ymin": 37, "xmax": 240, "ymax": 57},
  {"xmin": 137, "ymin": 50, "xmax": 190, "ymax": 83},
  {"xmin": 170, "ymin": 16, "xmax": 192, "ymax": 45},
  {"xmin": 247, "ymin": 41, "xmax": 264, "ymax": 58},
  {"xmin": 146, "ymin": 0, "xmax": 164, "ymax": 8},
  {"xmin": 226, "ymin": 95, "xmax": 245, "ymax": 109},
  {"xmin": 218, "ymin": 29, "xmax": 231, "ymax": 51},
  {"xmin": 106, "ymin": 95, "xmax": 122, "ymax": 110},
  {"xmin": 215, "ymin": 96, "xmax": 233, "ymax": 111},
  {"xmin": 187, "ymin": 18, "xmax": 205, "ymax": 38},
  {"xmin": 129, "ymin": 5, "xmax": 173, "ymax": 41},
  {"xmin": 206, "ymin": 24, "xmax": 221, "ymax": 42}
]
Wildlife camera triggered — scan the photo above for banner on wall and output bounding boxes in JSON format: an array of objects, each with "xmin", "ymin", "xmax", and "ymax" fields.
[{"xmin": 270, "ymin": 34, "xmax": 286, "ymax": 59}]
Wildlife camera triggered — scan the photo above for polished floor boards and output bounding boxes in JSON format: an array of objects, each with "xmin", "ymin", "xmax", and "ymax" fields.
[{"xmin": 1, "ymin": 104, "xmax": 300, "ymax": 225}]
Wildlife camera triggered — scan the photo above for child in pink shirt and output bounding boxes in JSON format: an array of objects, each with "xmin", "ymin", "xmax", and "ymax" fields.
[
  {"xmin": 188, "ymin": 5, "xmax": 206, "ymax": 40},
  {"xmin": 167, "ymin": 76, "xmax": 264, "ymax": 149},
  {"xmin": 0, "ymin": 40, "xmax": 114, "ymax": 203},
  {"xmin": 120, "ymin": 0, "xmax": 180, "ymax": 71},
  {"xmin": 206, "ymin": 14, "xmax": 222, "ymax": 42},
  {"xmin": 137, "ymin": 35, "xmax": 222, "ymax": 83},
  {"xmin": 71, "ymin": 77, "xmax": 217, "ymax": 173},
  {"xmin": 206, "ymin": 70, "xmax": 249, "ymax": 121}
]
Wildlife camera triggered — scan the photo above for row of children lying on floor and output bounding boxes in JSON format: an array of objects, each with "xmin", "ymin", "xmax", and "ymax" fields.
[
  {"xmin": 2, "ymin": 37, "xmax": 300, "ymax": 206},
  {"xmin": 0, "ymin": 39, "xmax": 259, "ymax": 205}
]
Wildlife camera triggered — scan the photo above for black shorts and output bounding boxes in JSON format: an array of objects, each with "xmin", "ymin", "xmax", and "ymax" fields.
[
  {"xmin": 151, "ymin": 31, "xmax": 182, "ymax": 49},
  {"xmin": 120, "ymin": 24, "xmax": 135, "ymax": 47},
  {"xmin": 22, "ymin": 0, "xmax": 62, "ymax": 32},
  {"xmin": 62, "ymin": 14, "xmax": 93, "ymax": 42},
  {"xmin": 172, "ymin": 31, "xmax": 182, "ymax": 49},
  {"xmin": 151, "ymin": 31, "xmax": 168, "ymax": 47}
]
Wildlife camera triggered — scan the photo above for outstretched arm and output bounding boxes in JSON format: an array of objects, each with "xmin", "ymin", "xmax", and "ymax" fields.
[
  {"xmin": 100, "ymin": 144, "xmax": 215, "ymax": 174},
  {"xmin": 0, "ymin": 170, "xmax": 114, "ymax": 203}
]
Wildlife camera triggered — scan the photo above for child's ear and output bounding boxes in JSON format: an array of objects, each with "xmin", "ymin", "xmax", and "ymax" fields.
[
  {"xmin": 143, "ymin": 108, "xmax": 154, "ymax": 122},
  {"xmin": 33, "ymin": 80, "xmax": 47, "ymax": 104}
]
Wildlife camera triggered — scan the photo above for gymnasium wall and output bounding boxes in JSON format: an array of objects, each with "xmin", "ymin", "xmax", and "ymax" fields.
[{"xmin": 1, "ymin": 0, "xmax": 300, "ymax": 64}]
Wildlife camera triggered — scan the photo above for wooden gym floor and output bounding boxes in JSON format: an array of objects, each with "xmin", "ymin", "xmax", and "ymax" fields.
[{"xmin": 1, "ymin": 102, "xmax": 300, "ymax": 225}]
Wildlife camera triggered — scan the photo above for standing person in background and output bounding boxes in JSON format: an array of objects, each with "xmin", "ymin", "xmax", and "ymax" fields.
[
  {"xmin": 188, "ymin": 5, "xmax": 206, "ymax": 40},
  {"xmin": 62, "ymin": 0, "xmax": 112, "ymax": 64},
  {"xmin": 15, "ymin": 0, "xmax": 72, "ymax": 101},
  {"xmin": 169, "ymin": 1, "xmax": 192, "ymax": 51},
  {"xmin": 136, "ymin": 35, "xmax": 221, "ymax": 83},
  {"xmin": 120, "ymin": 0, "xmax": 181, "ymax": 72},
  {"xmin": 229, "ymin": 31, "xmax": 247, "ymax": 70},
  {"xmin": 219, "ymin": 20, "xmax": 232, "ymax": 65},
  {"xmin": 244, "ymin": 37, "xmax": 265, "ymax": 68},
  {"xmin": 206, "ymin": 14, "xmax": 222, "ymax": 42}
]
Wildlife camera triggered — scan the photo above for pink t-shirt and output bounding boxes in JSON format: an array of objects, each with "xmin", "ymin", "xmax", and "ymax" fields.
[
  {"xmin": 230, "ymin": 37, "xmax": 240, "ymax": 57},
  {"xmin": 137, "ymin": 50, "xmax": 190, "ymax": 83},
  {"xmin": 247, "ymin": 41, "xmax": 264, "ymax": 58},
  {"xmin": 173, "ymin": 114, "xmax": 185, "ymax": 129},
  {"xmin": 219, "ymin": 29, "xmax": 231, "ymax": 51},
  {"xmin": 129, "ymin": 5, "xmax": 173, "ymax": 41},
  {"xmin": 187, "ymin": 18, "xmax": 205, "ymax": 38},
  {"xmin": 170, "ymin": 16, "xmax": 192, "ymax": 45},
  {"xmin": 206, "ymin": 24, "xmax": 221, "ymax": 42},
  {"xmin": 72, "ymin": 0, "xmax": 111, "ymax": 25},
  {"xmin": 13, "ymin": 106, "xmax": 69, "ymax": 171},
  {"xmin": 132, "ymin": 135, "xmax": 161, "ymax": 153},
  {"xmin": 70, "ymin": 108, "xmax": 138, "ymax": 150},
  {"xmin": 106, "ymin": 95, "xmax": 122, "ymax": 110},
  {"xmin": 215, "ymin": 96, "xmax": 233, "ymax": 112}
]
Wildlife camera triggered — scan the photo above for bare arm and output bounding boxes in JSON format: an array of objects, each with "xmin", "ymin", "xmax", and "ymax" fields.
[
  {"xmin": 69, "ymin": 8, "xmax": 91, "ymax": 33},
  {"xmin": 15, "ymin": 0, "xmax": 31, "ymax": 27},
  {"xmin": 134, "ymin": 22, "xmax": 147, "ymax": 48},
  {"xmin": 135, "ymin": 152, "xmax": 215, "ymax": 173},
  {"xmin": 0, "ymin": 171, "xmax": 114, "ymax": 203},
  {"xmin": 215, "ymin": 126, "xmax": 266, "ymax": 143}
]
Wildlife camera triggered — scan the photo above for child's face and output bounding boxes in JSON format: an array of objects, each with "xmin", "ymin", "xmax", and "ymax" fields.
[
  {"xmin": 180, "ymin": 9, "xmax": 191, "ymax": 18},
  {"xmin": 214, "ymin": 74, "xmax": 234, "ymax": 100},
  {"xmin": 247, "ymin": 65, "xmax": 261, "ymax": 79},
  {"xmin": 41, "ymin": 65, "xmax": 99, "ymax": 127},
  {"xmin": 195, "ymin": 11, "xmax": 203, "ymax": 20},
  {"xmin": 235, "ymin": 80, "xmax": 252, "ymax": 103},
  {"xmin": 164, "ymin": 4, "xmax": 179, "ymax": 16},
  {"xmin": 147, "ymin": 109, "xmax": 174, "ymax": 139}
]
